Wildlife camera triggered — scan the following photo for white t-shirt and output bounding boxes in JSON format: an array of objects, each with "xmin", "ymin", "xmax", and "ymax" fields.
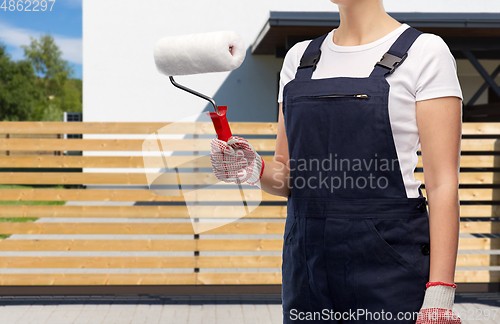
[{"xmin": 278, "ymin": 23, "xmax": 463, "ymax": 199}]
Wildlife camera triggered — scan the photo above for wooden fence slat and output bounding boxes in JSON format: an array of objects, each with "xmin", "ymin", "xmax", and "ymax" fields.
[
  {"xmin": 0, "ymin": 271, "xmax": 496, "ymax": 285},
  {"xmin": 0, "ymin": 221, "xmax": 496, "ymax": 235},
  {"xmin": 0, "ymin": 256, "xmax": 283, "ymax": 268},
  {"xmin": 0, "ymin": 238, "xmax": 495, "ymax": 252},
  {"xmin": 0, "ymin": 205, "xmax": 498, "ymax": 219},
  {"xmin": 0, "ymin": 156, "xmax": 145, "ymax": 168},
  {"xmin": 460, "ymin": 222, "xmax": 499, "ymax": 234},
  {"xmin": 461, "ymin": 123, "xmax": 500, "ymax": 135},
  {"xmin": 0, "ymin": 188, "xmax": 276, "ymax": 202},
  {"xmin": 454, "ymin": 271, "xmax": 500, "ymax": 283},
  {"xmin": 196, "ymin": 273, "xmax": 282, "ymax": 285},
  {"xmin": 459, "ymin": 238, "xmax": 500, "ymax": 250},
  {"xmin": 1, "ymin": 155, "xmax": 498, "ymax": 168},
  {"xmin": 415, "ymin": 172, "xmax": 498, "ymax": 185},
  {"xmin": 0, "ymin": 172, "xmax": 151, "ymax": 185},
  {"xmin": 0, "ymin": 256, "xmax": 195, "ymax": 268},
  {"xmin": 0, "ymin": 188, "xmax": 499, "ymax": 202},
  {"xmin": 0, "ymin": 273, "xmax": 282, "ymax": 285},
  {"xmin": 0, "ymin": 122, "xmax": 497, "ymax": 135},
  {"xmin": 0, "ymin": 205, "xmax": 288, "ymax": 218},
  {"xmin": 0, "ymin": 239, "xmax": 284, "ymax": 251},
  {"xmin": 0, "ymin": 122, "xmax": 278, "ymax": 135},
  {"xmin": 0, "ymin": 139, "xmax": 277, "ymax": 152},
  {"xmin": 0, "ymin": 189, "xmax": 284, "ymax": 202},
  {"xmin": 0, "ymin": 222, "xmax": 286, "ymax": 235},
  {"xmin": 0, "ymin": 273, "xmax": 198, "ymax": 285},
  {"xmin": 0, "ymin": 155, "xmax": 276, "ymax": 168},
  {"xmin": 0, "ymin": 255, "xmax": 495, "ymax": 269},
  {"xmin": 457, "ymin": 156, "xmax": 500, "ymax": 168},
  {"xmin": 2, "ymin": 171, "xmax": 498, "ymax": 186},
  {"xmin": 0, "ymin": 138, "xmax": 498, "ymax": 152},
  {"xmin": 456, "ymin": 255, "xmax": 500, "ymax": 267}
]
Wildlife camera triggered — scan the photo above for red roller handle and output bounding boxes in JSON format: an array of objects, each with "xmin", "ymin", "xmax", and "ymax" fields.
[{"xmin": 206, "ymin": 106, "xmax": 232, "ymax": 142}]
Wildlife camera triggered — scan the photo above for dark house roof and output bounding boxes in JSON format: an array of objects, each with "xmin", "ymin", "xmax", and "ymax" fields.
[{"xmin": 252, "ymin": 12, "xmax": 500, "ymax": 59}]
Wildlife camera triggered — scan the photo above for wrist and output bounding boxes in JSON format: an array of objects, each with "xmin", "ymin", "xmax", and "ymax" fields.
[
  {"xmin": 426, "ymin": 281, "xmax": 457, "ymax": 289},
  {"xmin": 247, "ymin": 156, "xmax": 265, "ymax": 186}
]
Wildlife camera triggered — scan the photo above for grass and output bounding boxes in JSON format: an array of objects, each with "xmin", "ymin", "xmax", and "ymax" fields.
[
  {"xmin": 0, "ymin": 184, "xmax": 67, "ymax": 239},
  {"xmin": 0, "ymin": 218, "xmax": 39, "ymax": 239}
]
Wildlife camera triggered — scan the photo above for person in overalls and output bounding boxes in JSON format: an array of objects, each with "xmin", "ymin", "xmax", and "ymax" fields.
[{"xmin": 210, "ymin": 1, "xmax": 463, "ymax": 323}]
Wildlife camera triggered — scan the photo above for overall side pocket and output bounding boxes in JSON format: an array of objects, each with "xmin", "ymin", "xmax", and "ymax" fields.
[
  {"xmin": 365, "ymin": 217, "xmax": 428, "ymax": 280},
  {"xmin": 284, "ymin": 215, "xmax": 298, "ymax": 246}
]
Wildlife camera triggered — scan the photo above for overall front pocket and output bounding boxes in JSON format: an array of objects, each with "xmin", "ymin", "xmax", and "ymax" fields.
[{"xmin": 365, "ymin": 217, "xmax": 429, "ymax": 280}]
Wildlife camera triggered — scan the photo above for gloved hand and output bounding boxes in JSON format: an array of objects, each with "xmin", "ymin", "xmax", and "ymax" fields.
[
  {"xmin": 415, "ymin": 282, "xmax": 461, "ymax": 324},
  {"xmin": 210, "ymin": 135, "xmax": 265, "ymax": 186}
]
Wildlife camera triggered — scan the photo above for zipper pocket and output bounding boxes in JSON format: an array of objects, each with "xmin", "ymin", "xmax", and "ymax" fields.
[{"xmin": 314, "ymin": 94, "xmax": 370, "ymax": 98}]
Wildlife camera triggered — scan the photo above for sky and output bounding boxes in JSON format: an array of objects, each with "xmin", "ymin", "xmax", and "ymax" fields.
[{"xmin": 0, "ymin": 0, "xmax": 82, "ymax": 79}]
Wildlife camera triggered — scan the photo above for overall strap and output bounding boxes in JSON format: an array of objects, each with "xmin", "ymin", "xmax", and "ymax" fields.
[
  {"xmin": 370, "ymin": 26, "xmax": 423, "ymax": 78},
  {"xmin": 295, "ymin": 33, "xmax": 329, "ymax": 81}
]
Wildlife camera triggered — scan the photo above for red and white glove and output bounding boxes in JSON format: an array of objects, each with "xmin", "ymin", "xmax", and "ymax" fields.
[
  {"xmin": 416, "ymin": 282, "xmax": 461, "ymax": 324},
  {"xmin": 210, "ymin": 135, "xmax": 265, "ymax": 186}
]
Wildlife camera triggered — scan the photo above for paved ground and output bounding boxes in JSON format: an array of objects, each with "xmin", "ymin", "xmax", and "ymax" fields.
[{"xmin": 0, "ymin": 293, "xmax": 498, "ymax": 324}]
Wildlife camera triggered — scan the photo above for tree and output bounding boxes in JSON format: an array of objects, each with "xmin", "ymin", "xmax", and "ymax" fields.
[
  {"xmin": 21, "ymin": 33, "xmax": 77, "ymax": 121},
  {"xmin": 0, "ymin": 34, "xmax": 81, "ymax": 121},
  {"xmin": 0, "ymin": 43, "xmax": 40, "ymax": 121},
  {"xmin": 22, "ymin": 33, "xmax": 73, "ymax": 96},
  {"xmin": 61, "ymin": 78, "xmax": 82, "ymax": 113}
]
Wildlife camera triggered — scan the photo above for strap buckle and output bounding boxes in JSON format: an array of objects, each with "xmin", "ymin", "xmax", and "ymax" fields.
[
  {"xmin": 375, "ymin": 52, "xmax": 408, "ymax": 75},
  {"xmin": 298, "ymin": 49, "xmax": 322, "ymax": 72}
]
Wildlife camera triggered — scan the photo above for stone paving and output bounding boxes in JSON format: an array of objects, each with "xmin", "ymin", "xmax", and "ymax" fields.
[{"xmin": 0, "ymin": 293, "xmax": 498, "ymax": 324}]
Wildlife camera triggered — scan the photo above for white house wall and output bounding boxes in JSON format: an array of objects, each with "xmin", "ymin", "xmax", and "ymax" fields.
[{"xmin": 83, "ymin": 0, "xmax": 500, "ymax": 123}]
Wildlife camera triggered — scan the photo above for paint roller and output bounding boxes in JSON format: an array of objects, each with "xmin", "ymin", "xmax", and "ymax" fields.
[
  {"xmin": 152, "ymin": 31, "xmax": 251, "ymax": 223},
  {"xmin": 154, "ymin": 31, "xmax": 246, "ymax": 142}
]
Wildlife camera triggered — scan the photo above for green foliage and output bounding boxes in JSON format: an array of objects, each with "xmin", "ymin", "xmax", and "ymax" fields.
[
  {"xmin": 0, "ymin": 33, "xmax": 82, "ymax": 121},
  {"xmin": 0, "ymin": 217, "xmax": 40, "ymax": 239},
  {"xmin": 0, "ymin": 218, "xmax": 39, "ymax": 222},
  {"xmin": 61, "ymin": 78, "xmax": 83, "ymax": 113},
  {"xmin": 21, "ymin": 33, "xmax": 73, "ymax": 95},
  {"xmin": 0, "ymin": 184, "xmax": 65, "ymax": 240},
  {"xmin": 0, "ymin": 184, "xmax": 66, "ymax": 206},
  {"xmin": 0, "ymin": 44, "xmax": 41, "ymax": 121}
]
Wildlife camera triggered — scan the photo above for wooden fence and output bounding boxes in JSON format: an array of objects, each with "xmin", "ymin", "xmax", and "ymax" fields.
[{"xmin": 0, "ymin": 121, "xmax": 498, "ymax": 293}]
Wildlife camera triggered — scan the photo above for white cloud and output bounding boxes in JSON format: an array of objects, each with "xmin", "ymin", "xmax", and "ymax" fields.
[
  {"xmin": 0, "ymin": 22, "xmax": 82, "ymax": 64},
  {"xmin": 0, "ymin": 23, "xmax": 32, "ymax": 47},
  {"xmin": 49, "ymin": 36, "xmax": 82, "ymax": 64}
]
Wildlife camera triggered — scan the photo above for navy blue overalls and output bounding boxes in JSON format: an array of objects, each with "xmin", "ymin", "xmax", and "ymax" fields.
[{"xmin": 281, "ymin": 27, "xmax": 431, "ymax": 323}]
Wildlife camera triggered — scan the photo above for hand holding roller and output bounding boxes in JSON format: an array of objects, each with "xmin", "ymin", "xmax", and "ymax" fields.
[
  {"xmin": 153, "ymin": 31, "xmax": 246, "ymax": 142},
  {"xmin": 210, "ymin": 136, "xmax": 264, "ymax": 186}
]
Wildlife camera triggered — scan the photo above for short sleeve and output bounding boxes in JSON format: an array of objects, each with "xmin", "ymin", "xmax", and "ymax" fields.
[
  {"xmin": 414, "ymin": 34, "xmax": 463, "ymax": 102},
  {"xmin": 277, "ymin": 42, "xmax": 308, "ymax": 103}
]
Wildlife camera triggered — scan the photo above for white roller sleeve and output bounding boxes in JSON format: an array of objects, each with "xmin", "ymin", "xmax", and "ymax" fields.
[{"xmin": 154, "ymin": 31, "xmax": 246, "ymax": 76}]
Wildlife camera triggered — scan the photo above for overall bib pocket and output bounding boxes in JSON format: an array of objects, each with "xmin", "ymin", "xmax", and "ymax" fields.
[{"xmin": 291, "ymin": 94, "xmax": 372, "ymax": 104}]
